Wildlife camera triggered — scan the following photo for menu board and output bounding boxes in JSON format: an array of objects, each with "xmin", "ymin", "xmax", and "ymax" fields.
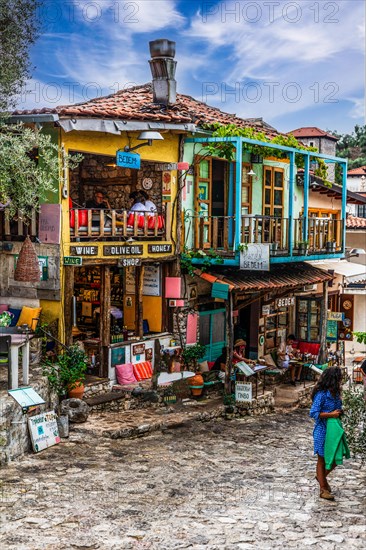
[
  {"xmin": 143, "ymin": 266, "xmax": 160, "ymax": 296},
  {"xmin": 125, "ymin": 266, "xmax": 161, "ymax": 296},
  {"xmin": 28, "ymin": 411, "xmax": 60, "ymax": 453}
]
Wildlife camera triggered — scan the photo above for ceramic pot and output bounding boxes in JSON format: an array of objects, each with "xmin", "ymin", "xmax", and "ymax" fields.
[
  {"xmin": 190, "ymin": 373, "xmax": 204, "ymax": 397},
  {"xmin": 68, "ymin": 382, "xmax": 85, "ymax": 400}
]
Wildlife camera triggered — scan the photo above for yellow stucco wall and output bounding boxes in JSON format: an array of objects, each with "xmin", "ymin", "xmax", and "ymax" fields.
[{"xmin": 60, "ymin": 129, "xmax": 180, "ymax": 261}]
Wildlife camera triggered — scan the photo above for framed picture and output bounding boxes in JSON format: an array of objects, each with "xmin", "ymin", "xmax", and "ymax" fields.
[
  {"xmin": 187, "ymin": 283, "xmax": 198, "ymax": 301},
  {"xmin": 198, "ymin": 182, "xmax": 208, "ymax": 200}
]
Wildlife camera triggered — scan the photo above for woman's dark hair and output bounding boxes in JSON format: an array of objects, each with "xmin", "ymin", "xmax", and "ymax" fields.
[
  {"xmin": 287, "ymin": 334, "xmax": 296, "ymax": 340},
  {"xmin": 311, "ymin": 367, "xmax": 343, "ymax": 400}
]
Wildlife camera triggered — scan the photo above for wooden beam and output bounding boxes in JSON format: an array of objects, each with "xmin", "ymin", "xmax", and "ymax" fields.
[
  {"xmin": 225, "ymin": 292, "xmax": 234, "ymax": 395},
  {"xmin": 64, "ymin": 266, "xmax": 75, "ymax": 347},
  {"xmin": 318, "ymin": 281, "xmax": 329, "ymax": 365},
  {"xmin": 100, "ymin": 265, "xmax": 111, "ymax": 378}
]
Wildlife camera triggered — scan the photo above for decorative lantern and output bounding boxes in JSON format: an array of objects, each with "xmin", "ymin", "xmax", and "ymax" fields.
[{"xmin": 14, "ymin": 236, "xmax": 41, "ymax": 283}]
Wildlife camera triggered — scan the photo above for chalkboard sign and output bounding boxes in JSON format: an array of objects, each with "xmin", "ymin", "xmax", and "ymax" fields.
[{"xmin": 125, "ymin": 267, "xmax": 136, "ymax": 294}]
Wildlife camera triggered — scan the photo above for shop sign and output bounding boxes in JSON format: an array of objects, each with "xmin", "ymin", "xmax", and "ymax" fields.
[
  {"xmin": 235, "ymin": 383, "xmax": 252, "ymax": 403},
  {"xmin": 70, "ymin": 246, "xmax": 98, "ymax": 256},
  {"xmin": 262, "ymin": 305, "xmax": 271, "ymax": 315},
  {"xmin": 155, "ymin": 162, "xmax": 190, "ymax": 171},
  {"xmin": 275, "ymin": 296, "xmax": 295, "ymax": 308},
  {"xmin": 116, "ymin": 150, "xmax": 141, "ymax": 169},
  {"xmin": 240, "ymin": 244, "xmax": 270, "ymax": 271},
  {"xmin": 148, "ymin": 244, "xmax": 172, "ymax": 254},
  {"xmin": 38, "ymin": 204, "xmax": 61, "ymax": 244},
  {"xmin": 28, "ymin": 411, "xmax": 60, "ymax": 453},
  {"xmin": 103, "ymin": 245, "xmax": 143, "ymax": 256},
  {"xmin": 327, "ymin": 312, "xmax": 345, "ymax": 321},
  {"xmin": 132, "ymin": 343, "xmax": 145, "ymax": 356},
  {"xmin": 118, "ymin": 258, "xmax": 141, "ymax": 267},
  {"xmin": 64, "ymin": 256, "xmax": 82, "ymax": 266}
]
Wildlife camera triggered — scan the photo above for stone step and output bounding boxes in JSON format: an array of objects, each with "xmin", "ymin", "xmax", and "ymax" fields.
[{"xmin": 85, "ymin": 391, "xmax": 126, "ymax": 408}]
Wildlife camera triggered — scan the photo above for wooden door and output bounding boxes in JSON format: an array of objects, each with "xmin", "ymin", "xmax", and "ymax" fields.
[{"xmin": 195, "ymin": 156, "xmax": 212, "ymax": 249}]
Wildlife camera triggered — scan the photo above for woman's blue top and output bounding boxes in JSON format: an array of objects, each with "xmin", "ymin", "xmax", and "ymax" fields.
[{"xmin": 309, "ymin": 390, "xmax": 342, "ymax": 456}]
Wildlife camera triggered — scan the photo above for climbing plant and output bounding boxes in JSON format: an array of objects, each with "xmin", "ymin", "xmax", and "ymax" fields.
[{"xmin": 342, "ymin": 385, "xmax": 366, "ymax": 464}]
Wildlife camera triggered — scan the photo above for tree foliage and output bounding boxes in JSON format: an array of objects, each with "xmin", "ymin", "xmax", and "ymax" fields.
[
  {"xmin": 332, "ymin": 125, "xmax": 366, "ymax": 169},
  {"xmin": 0, "ymin": 123, "xmax": 82, "ymax": 218},
  {"xmin": 0, "ymin": 0, "xmax": 42, "ymax": 112}
]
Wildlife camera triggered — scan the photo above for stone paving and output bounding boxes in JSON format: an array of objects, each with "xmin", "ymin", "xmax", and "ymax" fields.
[{"xmin": 0, "ymin": 409, "xmax": 365, "ymax": 550}]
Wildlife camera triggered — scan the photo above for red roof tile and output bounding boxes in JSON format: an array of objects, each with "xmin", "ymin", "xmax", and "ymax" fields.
[
  {"xmin": 288, "ymin": 127, "xmax": 338, "ymax": 141},
  {"xmin": 348, "ymin": 166, "xmax": 366, "ymax": 176},
  {"xmin": 346, "ymin": 215, "xmax": 366, "ymax": 229},
  {"xmin": 195, "ymin": 263, "xmax": 332, "ymax": 292},
  {"xmin": 13, "ymin": 84, "xmax": 280, "ymax": 137}
]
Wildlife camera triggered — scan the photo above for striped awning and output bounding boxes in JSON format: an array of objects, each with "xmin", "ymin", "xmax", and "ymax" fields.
[{"xmin": 195, "ymin": 263, "xmax": 333, "ymax": 293}]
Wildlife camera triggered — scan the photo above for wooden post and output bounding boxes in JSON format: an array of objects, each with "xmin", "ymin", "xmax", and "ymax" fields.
[
  {"xmin": 100, "ymin": 266, "xmax": 111, "ymax": 378},
  {"xmin": 136, "ymin": 265, "xmax": 145, "ymax": 339},
  {"xmin": 225, "ymin": 291, "xmax": 234, "ymax": 395},
  {"xmin": 318, "ymin": 281, "xmax": 329, "ymax": 364},
  {"xmin": 64, "ymin": 266, "xmax": 75, "ymax": 347},
  {"xmin": 152, "ymin": 338, "xmax": 162, "ymax": 390}
]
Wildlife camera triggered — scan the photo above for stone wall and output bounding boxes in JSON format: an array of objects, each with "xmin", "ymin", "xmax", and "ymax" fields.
[
  {"xmin": 69, "ymin": 155, "xmax": 163, "ymax": 211},
  {"xmin": 0, "ymin": 242, "xmax": 60, "ymax": 301},
  {"xmin": 0, "ymin": 376, "xmax": 58, "ymax": 465}
]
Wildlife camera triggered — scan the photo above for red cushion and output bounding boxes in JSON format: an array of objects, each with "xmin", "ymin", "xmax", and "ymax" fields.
[
  {"xmin": 70, "ymin": 209, "xmax": 88, "ymax": 228},
  {"xmin": 297, "ymin": 342, "xmax": 320, "ymax": 356},
  {"xmin": 0, "ymin": 304, "xmax": 9, "ymax": 314},
  {"xmin": 208, "ymin": 361, "xmax": 215, "ymax": 371},
  {"xmin": 133, "ymin": 361, "xmax": 153, "ymax": 381},
  {"xmin": 115, "ymin": 363, "xmax": 137, "ymax": 385}
]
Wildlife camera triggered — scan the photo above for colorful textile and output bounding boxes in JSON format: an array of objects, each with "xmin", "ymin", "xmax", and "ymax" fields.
[
  {"xmin": 115, "ymin": 363, "xmax": 137, "ymax": 385},
  {"xmin": 310, "ymin": 390, "xmax": 342, "ymax": 457},
  {"xmin": 324, "ymin": 418, "xmax": 350, "ymax": 470},
  {"xmin": 133, "ymin": 361, "xmax": 153, "ymax": 381}
]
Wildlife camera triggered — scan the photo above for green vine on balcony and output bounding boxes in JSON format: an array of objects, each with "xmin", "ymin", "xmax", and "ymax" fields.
[
  {"xmin": 201, "ymin": 123, "xmax": 331, "ymax": 188},
  {"xmin": 180, "ymin": 247, "xmax": 224, "ymax": 276}
]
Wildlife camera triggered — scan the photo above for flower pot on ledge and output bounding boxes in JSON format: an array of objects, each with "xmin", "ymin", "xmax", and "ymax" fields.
[
  {"xmin": 189, "ymin": 373, "xmax": 204, "ymax": 397},
  {"xmin": 68, "ymin": 381, "xmax": 85, "ymax": 400}
]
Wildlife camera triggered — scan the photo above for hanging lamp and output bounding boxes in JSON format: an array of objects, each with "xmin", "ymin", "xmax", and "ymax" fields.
[{"xmin": 14, "ymin": 235, "xmax": 41, "ymax": 283}]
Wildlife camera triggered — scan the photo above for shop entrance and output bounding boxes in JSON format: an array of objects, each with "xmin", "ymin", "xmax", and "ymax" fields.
[{"xmin": 70, "ymin": 263, "xmax": 165, "ymax": 378}]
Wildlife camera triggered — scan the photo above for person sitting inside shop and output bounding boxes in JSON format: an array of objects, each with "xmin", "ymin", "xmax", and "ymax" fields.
[
  {"xmin": 128, "ymin": 191, "xmax": 147, "ymax": 214},
  {"xmin": 86, "ymin": 189, "xmax": 111, "ymax": 209},
  {"xmin": 277, "ymin": 334, "xmax": 302, "ymax": 386},
  {"xmin": 211, "ymin": 346, "xmax": 227, "ymax": 380},
  {"xmin": 140, "ymin": 190, "xmax": 158, "ymax": 213},
  {"xmin": 233, "ymin": 339, "xmax": 247, "ymax": 364}
]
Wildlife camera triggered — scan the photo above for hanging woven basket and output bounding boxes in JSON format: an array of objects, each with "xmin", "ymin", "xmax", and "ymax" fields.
[{"xmin": 14, "ymin": 235, "xmax": 41, "ymax": 283}]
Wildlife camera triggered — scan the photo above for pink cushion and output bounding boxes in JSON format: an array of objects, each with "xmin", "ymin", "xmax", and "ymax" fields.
[
  {"xmin": 115, "ymin": 363, "xmax": 137, "ymax": 385},
  {"xmin": 0, "ymin": 304, "xmax": 9, "ymax": 314},
  {"xmin": 133, "ymin": 361, "xmax": 153, "ymax": 381}
]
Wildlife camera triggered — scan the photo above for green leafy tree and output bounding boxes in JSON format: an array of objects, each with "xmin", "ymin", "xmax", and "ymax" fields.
[
  {"xmin": 0, "ymin": 123, "xmax": 82, "ymax": 218},
  {"xmin": 0, "ymin": 0, "xmax": 42, "ymax": 113}
]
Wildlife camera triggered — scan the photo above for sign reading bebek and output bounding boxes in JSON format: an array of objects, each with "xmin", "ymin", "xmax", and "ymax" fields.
[{"xmin": 275, "ymin": 296, "xmax": 295, "ymax": 308}]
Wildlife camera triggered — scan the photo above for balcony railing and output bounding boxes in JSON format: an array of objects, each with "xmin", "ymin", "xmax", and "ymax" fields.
[
  {"xmin": 70, "ymin": 208, "xmax": 166, "ymax": 241},
  {"xmin": 184, "ymin": 213, "xmax": 343, "ymax": 257},
  {"xmin": 0, "ymin": 209, "xmax": 37, "ymax": 241},
  {"xmin": 294, "ymin": 217, "xmax": 343, "ymax": 254}
]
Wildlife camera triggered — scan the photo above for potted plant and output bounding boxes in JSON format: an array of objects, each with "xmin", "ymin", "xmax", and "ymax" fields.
[
  {"xmin": 0, "ymin": 311, "xmax": 13, "ymax": 328},
  {"xmin": 181, "ymin": 343, "xmax": 206, "ymax": 397},
  {"xmin": 296, "ymin": 240, "xmax": 309, "ymax": 255},
  {"xmin": 42, "ymin": 344, "xmax": 88, "ymax": 400}
]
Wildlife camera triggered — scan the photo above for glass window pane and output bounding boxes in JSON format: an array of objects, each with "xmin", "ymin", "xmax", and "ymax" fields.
[
  {"xmin": 199, "ymin": 315, "xmax": 210, "ymax": 346},
  {"xmin": 274, "ymin": 189, "xmax": 283, "ymax": 206},
  {"xmin": 264, "ymin": 207, "xmax": 271, "ymax": 216},
  {"xmin": 242, "ymin": 186, "xmax": 249, "ymax": 204},
  {"xmin": 274, "ymin": 171, "xmax": 283, "ymax": 188},
  {"xmin": 199, "ymin": 160, "xmax": 209, "ymax": 179},
  {"xmin": 265, "ymin": 170, "xmax": 271, "ymax": 186},
  {"xmin": 265, "ymin": 188, "xmax": 271, "ymax": 204},
  {"xmin": 273, "ymin": 208, "xmax": 282, "ymax": 218},
  {"xmin": 211, "ymin": 312, "xmax": 225, "ymax": 343}
]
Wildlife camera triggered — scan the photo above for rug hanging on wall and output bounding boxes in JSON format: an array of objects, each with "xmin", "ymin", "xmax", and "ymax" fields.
[{"xmin": 14, "ymin": 235, "xmax": 41, "ymax": 283}]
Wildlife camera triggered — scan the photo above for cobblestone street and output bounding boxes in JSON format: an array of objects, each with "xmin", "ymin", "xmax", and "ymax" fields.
[{"xmin": 1, "ymin": 409, "xmax": 365, "ymax": 550}]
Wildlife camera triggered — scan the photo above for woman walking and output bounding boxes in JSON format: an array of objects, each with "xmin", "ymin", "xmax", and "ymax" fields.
[{"xmin": 310, "ymin": 367, "xmax": 349, "ymax": 501}]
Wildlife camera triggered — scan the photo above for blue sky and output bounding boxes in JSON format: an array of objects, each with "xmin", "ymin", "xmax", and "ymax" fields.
[{"xmin": 20, "ymin": 0, "xmax": 365, "ymax": 134}]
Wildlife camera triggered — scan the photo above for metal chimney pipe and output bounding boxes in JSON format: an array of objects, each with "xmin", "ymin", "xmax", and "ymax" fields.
[{"xmin": 149, "ymin": 39, "xmax": 177, "ymax": 106}]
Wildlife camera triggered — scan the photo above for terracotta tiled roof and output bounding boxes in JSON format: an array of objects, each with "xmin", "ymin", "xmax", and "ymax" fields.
[
  {"xmin": 348, "ymin": 166, "xmax": 366, "ymax": 176},
  {"xmin": 13, "ymin": 84, "xmax": 280, "ymax": 137},
  {"xmin": 288, "ymin": 127, "xmax": 338, "ymax": 141},
  {"xmin": 196, "ymin": 263, "xmax": 332, "ymax": 292},
  {"xmin": 346, "ymin": 215, "xmax": 366, "ymax": 229}
]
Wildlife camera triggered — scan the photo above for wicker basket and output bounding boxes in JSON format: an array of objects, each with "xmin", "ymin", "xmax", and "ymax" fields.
[{"xmin": 14, "ymin": 236, "xmax": 41, "ymax": 283}]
